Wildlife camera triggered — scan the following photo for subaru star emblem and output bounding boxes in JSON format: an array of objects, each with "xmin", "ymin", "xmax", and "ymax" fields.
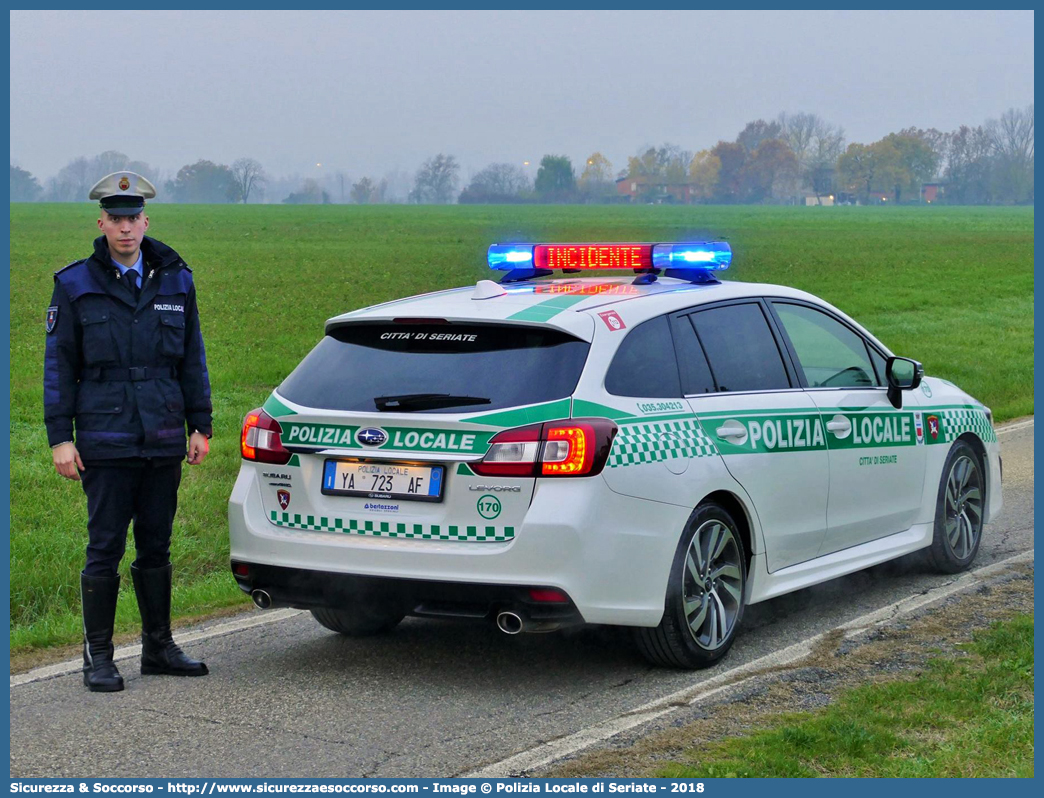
[{"xmin": 356, "ymin": 427, "xmax": 388, "ymax": 447}]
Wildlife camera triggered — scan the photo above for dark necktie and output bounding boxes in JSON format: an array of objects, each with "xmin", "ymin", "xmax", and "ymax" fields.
[{"xmin": 126, "ymin": 270, "xmax": 140, "ymax": 299}]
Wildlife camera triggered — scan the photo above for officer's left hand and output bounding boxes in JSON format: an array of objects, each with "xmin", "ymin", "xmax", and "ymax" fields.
[{"xmin": 187, "ymin": 432, "xmax": 210, "ymax": 465}]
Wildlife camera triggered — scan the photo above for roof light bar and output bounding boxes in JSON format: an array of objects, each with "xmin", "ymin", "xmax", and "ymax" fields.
[{"xmin": 487, "ymin": 242, "xmax": 731, "ymax": 273}]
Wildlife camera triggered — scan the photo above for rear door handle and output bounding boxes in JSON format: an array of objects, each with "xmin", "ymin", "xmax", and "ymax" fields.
[{"xmin": 715, "ymin": 421, "xmax": 748, "ymax": 440}]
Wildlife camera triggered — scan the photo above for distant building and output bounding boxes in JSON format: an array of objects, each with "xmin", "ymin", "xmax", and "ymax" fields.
[
  {"xmin": 804, "ymin": 194, "xmax": 835, "ymax": 206},
  {"xmin": 615, "ymin": 177, "xmax": 696, "ymax": 204},
  {"xmin": 921, "ymin": 182, "xmax": 944, "ymax": 203}
]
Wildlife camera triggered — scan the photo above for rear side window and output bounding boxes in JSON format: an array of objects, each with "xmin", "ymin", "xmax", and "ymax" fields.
[
  {"xmin": 689, "ymin": 303, "xmax": 791, "ymax": 393},
  {"xmin": 278, "ymin": 323, "xmax": 590, "ymax": 413},
  {"xmin": 671, "ymin": 315, "xmax": 716, "ymax": 395},
  {"xmin": 604, "ymin": 315, "xmax": 682, "ymax": 397}
]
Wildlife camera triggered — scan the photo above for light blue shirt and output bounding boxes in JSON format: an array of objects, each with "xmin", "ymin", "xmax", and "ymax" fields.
[{"xmin": 111, "ymin": 251, "xmax": 144, "ymax": 289}]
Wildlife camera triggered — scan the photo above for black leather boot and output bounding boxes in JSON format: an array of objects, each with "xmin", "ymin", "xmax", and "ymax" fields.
[
  {"xmin": 81, "ymin": 572, "xmax": 125, "ymax": 692},
  {"xmin": 131, "ymin": 563, "xmax": 208, "ymax": 677}
]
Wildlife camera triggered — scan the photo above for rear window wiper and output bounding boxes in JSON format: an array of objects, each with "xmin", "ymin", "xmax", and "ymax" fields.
[{"xmin": 374, "ymin": 393, "xmax": 492, "ymax": 412}]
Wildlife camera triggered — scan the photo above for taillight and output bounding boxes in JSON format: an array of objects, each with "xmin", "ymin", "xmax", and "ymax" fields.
[
  {"xmin": 542, "ymin": 424, "xmax": 595, "ymax": 476},
  {"xmin": 471, "ymin": 423, "xmax": 543, "ymax": 477},
  {"xmin": 240, "ymin": 408, "xmax": 292, "ymax": 464},
  {"xmin": 471, "ymin": 418, "xmax": 617, "ymax": 478}
]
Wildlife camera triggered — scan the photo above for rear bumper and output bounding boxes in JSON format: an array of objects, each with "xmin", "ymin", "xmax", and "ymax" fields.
[
  {"xmin": 228, "ymin": 465, "xmax": 689, "ymax": 627},
  {"xmin": 232, "ymin": 561, "xmax": 584, "ymax": 626}
]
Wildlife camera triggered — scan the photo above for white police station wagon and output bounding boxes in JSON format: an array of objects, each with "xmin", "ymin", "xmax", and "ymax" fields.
[{"xmin": 228, "ymin": 242, "xmax": 1002, "ymax": 668}]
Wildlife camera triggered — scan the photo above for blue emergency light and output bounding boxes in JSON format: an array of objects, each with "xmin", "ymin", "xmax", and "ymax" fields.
[
  {"xmin": 650, "ymin": 242, "xmax": 732, "ymax": 270},
  {"xmin": 487, "ymin": 245, "xmax": 535, "ymax": 269}
]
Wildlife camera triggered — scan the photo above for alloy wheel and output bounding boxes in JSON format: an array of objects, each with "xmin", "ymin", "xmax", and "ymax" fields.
[
  {"xmin": 682, "ymin": 519, "xmax": 743, "ymax": 650},
  {"xmin": 944, "ymin": 454, "xmax": 983, "ymax": 559}
]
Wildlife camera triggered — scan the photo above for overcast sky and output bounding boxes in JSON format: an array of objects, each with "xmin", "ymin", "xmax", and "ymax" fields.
[{"xmin": 9, "ymin": 10, "xmax": 1035, "ymax": 185}]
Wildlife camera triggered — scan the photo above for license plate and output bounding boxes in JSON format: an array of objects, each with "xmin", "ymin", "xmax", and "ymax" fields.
[{"xmin": 321, "ymin": 460, "xmax": 444, "ymax": 503}]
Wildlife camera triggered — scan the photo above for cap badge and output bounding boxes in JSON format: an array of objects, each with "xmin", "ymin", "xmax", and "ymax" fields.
[{"xmin": 118, "ymin": 176, "xmax": 130, "ymax": 191}]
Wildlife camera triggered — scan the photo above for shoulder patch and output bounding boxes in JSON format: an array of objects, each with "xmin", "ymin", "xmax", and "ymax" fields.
[{"xmin": 45, "ymin": 306, "xmax": 58, "ymax": 333}]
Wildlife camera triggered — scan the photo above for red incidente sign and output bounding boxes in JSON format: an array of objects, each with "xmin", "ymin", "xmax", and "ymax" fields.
[
  {"xmin": 598, "ymin": 311, "xmax": 626, "ymax": 331},
  {"xmin": 535, "ymin": 244, "xmax": 652, "ymax": 271}
]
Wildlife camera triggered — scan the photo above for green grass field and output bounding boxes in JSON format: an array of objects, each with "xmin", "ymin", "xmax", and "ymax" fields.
[
  {"xmin": 9, "ymin": 203, "xmax": 1034, "ymax": 651},
  {"xmin": 658, "ymin": 614, "xmax": 1034, "ymax": 777}
]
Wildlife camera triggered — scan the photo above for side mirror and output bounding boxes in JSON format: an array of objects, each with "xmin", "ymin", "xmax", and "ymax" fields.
[{"xmin": 885, "ymin": 356, "xmax": 924, "ymax": 409}]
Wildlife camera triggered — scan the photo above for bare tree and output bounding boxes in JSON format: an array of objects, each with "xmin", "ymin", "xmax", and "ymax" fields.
[
  {"xmin": 945, "ymin": 125, "xmax": 995, "ymax": 203},
  {"xmin": 988, "ymin": 104, "xmax": 1034, "ymax": 164},
  {"xmin": 411, "ymin": 154, "xmax": 459, "ymax": 204},
  {"xmin": 231, "ymin": 158, "xmax": 267, "ymax": 204},
  {"xmin": 48, "ymin": 156, "xmax": 92, "ymax": 201},
  {"xmin": 459, "ymin": 163, "xmax": 531, "ymax": 202},
  {"xmin": 986, "ymin": 104, "xmax": 1034, "ymax": 203},
  {"xmin": 780, "ymin": 112, "xmax": 845, "ymax": 203},
  {"xmin": 93, "ymin": 150, "xmax": 130, "ymax": 176},
  {"xmin": 778, "ymin": 112, "xmax": 819, "ymax": 163}
]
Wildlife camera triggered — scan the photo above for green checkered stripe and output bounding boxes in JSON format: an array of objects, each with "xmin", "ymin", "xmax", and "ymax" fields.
[
  {"xmin": 607, "ymin": 418, "xmax": 718, "ymax": 468},
  {"xmin": 270, "ymin": 511, "xmax": 514, "ymax": 542},
  {"xmin": 940, "ymin": 408, "xmax": 997, "ymax": 444}
]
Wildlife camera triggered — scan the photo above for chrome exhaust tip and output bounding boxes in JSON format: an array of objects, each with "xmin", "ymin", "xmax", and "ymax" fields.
[
  {"xmin": 496, "ymin": 611, "xmax": 524, "ymax": 635},
  {"xmin": 251, "ymin": 589, "xmax": 272, "ymax": 610}
]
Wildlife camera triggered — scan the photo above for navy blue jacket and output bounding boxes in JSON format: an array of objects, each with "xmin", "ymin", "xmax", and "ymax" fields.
[{"xmin": 44, "ymin": 236, "xmax": 212, "ymax": 460}]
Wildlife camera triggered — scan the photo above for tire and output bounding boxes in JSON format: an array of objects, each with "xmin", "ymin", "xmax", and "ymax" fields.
[
  {"xmin": 310, "ymin": 605, "xmax": 404, "ymax": 637},
  {"xmin": 927, "ymin": 439, "xmax": 985, "ymax": 574},
  {"xmin": 635, "ymin": 503, "xmax": 747, "ymax": 669}
]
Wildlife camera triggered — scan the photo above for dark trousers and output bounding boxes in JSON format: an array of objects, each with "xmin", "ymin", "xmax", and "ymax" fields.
[{"xmin": 80, "ymin": 459, "xmax": 183, "ymax": 578}]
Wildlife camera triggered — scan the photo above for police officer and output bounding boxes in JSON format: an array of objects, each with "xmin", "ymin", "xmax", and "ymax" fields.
[{"xmin": 44, "ymin": 172, "xmax": 212, "ymax": 692}]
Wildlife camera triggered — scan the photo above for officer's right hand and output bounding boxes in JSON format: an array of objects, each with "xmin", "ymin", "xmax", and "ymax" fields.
[{"xmin": 52, "ymin": 443, "xmax": 85, "ymax": 481}]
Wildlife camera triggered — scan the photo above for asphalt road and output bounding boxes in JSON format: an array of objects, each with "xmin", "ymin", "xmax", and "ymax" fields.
[{"xmin": 10, "ymin": 420, "xmax": 1034, "ymax": 778}]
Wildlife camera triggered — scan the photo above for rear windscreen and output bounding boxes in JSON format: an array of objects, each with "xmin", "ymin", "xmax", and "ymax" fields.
[{"xmin": 277, "ymin": 323, "xmax": 591, "ymax": 413}]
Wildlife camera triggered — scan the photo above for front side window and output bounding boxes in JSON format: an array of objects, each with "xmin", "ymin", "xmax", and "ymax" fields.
[
  {"xmin": 689, "ymin": 303, "xmax": 791, "ymax": 393},
  {"xmin": 868, "ymin": 345, "xmax": 888, "ymax": 385},
  {"xmin": 772, "ymin": 302, "xmax": 879, "ymax": 388}
]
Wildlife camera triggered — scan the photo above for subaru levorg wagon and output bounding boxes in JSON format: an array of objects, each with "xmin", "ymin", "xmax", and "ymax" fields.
[{"xmin": 228, "ymin": 242, "xmax": 1001, "ymax": 668}]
